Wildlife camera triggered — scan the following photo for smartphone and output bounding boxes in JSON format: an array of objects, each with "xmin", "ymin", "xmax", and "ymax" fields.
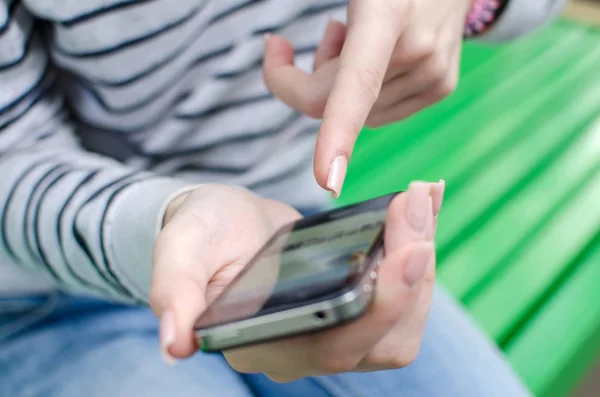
[{"xmin": 194, "ymin": 192, "xmax": 401, "ymax": 351}]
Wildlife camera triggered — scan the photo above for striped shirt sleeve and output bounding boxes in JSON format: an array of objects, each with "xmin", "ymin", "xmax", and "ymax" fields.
[{"xmin": 0, "ymin": 1, "xmax": 192, "ymax": 303}]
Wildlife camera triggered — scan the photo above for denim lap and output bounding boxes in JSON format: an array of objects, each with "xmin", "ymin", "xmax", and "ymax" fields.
[{"xmin": 0, "ymin": 287, "xmax": 531, "ymax": 397}]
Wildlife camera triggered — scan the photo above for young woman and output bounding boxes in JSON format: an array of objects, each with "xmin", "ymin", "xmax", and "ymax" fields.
[{"xmin": 0, "ymin": 0, "xmax": 566, "ymax": 395}]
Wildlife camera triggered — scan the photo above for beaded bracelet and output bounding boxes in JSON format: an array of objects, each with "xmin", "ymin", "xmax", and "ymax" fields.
[{"xmin": 464, "ymin": 0, "xmax": 508, "ymax": 38}]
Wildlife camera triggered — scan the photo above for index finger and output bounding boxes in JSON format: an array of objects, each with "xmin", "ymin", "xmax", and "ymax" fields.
[{"xmin": 315, "ymin": 1, "xmax": 404, "ymax": 196}]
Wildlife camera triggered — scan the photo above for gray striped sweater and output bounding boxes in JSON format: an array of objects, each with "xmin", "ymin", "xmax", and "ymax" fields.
[{"xmin": 0, "ymin": 0, "xmax": 567, "ymax": 301}]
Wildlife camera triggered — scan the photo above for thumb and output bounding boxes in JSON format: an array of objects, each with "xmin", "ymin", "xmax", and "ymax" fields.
[
  {"xmin": 263, "ymin": 34, "xmax": 335, "ymax": 119},
  {"xmin": 155, "ymin": 275, "xmax": 207, "ymax": 363},
  {"xmin": 151, "ymin": 215, "xmax": 214, "ymax": 362}
]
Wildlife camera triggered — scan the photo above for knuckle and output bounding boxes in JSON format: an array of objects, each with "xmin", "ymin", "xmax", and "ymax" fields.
[
  {"xmin": 379, "ymin": 343, "xmax": 421, "ymax": 369},
  {"xmin": 441, "ymin": 74, "xmax": 458, "ymax": 96},
  {"xmin": 366, "ymin": 341, "xmax": 421, "ymax": 369},
  {"xmin": 419, "ymin": 39, "xmax": 437, "ymax": 58},
  {"xmin": 399, "ymin": 343, "xmax": 422, "ymax": 367},
  {"xmin": 431, "ymin": 75, "xmax": 456, "ymax": 101},
  {"xmin": 405, "ymin": 38, "xmax": 436, "ymax": 64},
  {"xmin": 390, "ymin": 348, "xmax": 419, "ymax": 368},
  {"xmin": 427, "ymin": 55, "xmax": 448, "ymax": 82}
]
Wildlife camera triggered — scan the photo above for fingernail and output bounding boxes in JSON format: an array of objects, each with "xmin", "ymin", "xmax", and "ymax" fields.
[
  {"xmin": 406, "ymin": 182, "xmax": 432, "ymax": 235},
  {"xmin": 403, "ymin": 243, "xmax": 433, "ymax": 286},
  {"xmin": 327, "ymin": 155, "xmax": 348, "ymax": 199},
  {"xmin": 431, "ymin": 180, "xmax": 446, "ymax": 217},
  {"xmin": 160, "ymin": 312, "xmax": 177, "ymax": 365}
]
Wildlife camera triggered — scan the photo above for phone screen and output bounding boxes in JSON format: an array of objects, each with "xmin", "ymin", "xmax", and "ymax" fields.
[{"xmin": 194, "ymin": 194, "xmax": 396, "ymax": 330}]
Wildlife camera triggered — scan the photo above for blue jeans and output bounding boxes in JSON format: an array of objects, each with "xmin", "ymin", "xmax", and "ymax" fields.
[{"xmin": 0, "ymin": 286, "xmax": 531, "ymax": 397}]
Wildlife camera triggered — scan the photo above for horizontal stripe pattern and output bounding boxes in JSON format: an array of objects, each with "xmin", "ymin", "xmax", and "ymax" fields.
[{"xmin": 0, "ymin": 0, "xmax": 344, "ymax": 298}]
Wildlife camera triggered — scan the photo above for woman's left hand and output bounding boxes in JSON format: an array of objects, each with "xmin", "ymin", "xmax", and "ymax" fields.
[{"xmin": 263, "ymin": 0, "xmax": 472, "ymax": 197}]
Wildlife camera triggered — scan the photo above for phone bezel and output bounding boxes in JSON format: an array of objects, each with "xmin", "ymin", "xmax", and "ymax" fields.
[{"xmin": 196, "ymin": 250, "xmax": 382, "ymax": 351}]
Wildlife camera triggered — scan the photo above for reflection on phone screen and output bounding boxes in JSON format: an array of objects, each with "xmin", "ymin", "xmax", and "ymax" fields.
[{"xmin": 195, "ymin": 207, "xmax": 387, "ymax": 329}]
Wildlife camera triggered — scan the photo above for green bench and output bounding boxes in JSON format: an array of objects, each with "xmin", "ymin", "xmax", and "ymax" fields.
[{"xmin": 338, "ymin": 19, "xmax": 600, "ymax": 397}]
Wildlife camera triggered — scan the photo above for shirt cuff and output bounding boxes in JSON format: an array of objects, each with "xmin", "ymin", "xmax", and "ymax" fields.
[{"xmin": 103, "ymin": 177, "xmax": 199, "ymax": 302}]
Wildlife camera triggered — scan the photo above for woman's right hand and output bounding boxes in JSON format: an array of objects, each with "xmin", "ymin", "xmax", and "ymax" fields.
[{"xmin": 150, "ymin": 181, "xmax": 445, "ymax": 383}]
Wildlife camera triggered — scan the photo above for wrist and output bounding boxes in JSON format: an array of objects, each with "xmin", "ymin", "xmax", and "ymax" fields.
[
  {"xmin": 103, "ymin": 178, "xmax": 197, "ymax": 301},
  {"xmin": 163, "ymin": 191, "xmax": 192, "ymax": 227},
  {"xmin": 163, "ymin": 185, "xmax": 255, "ymax": 227}
]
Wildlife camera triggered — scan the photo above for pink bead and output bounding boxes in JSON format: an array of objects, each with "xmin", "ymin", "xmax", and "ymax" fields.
[{"xmin": 465, "ymin": 0, "xmax": 499, "ymax": 37}]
